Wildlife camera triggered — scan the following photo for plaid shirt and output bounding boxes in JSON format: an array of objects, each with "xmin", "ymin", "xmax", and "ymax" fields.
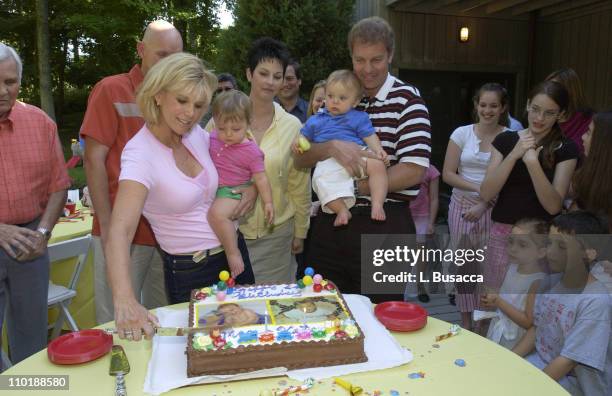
[{"xmin": 0, "ymin": 101, "xmax": 70, "ymax": 224}]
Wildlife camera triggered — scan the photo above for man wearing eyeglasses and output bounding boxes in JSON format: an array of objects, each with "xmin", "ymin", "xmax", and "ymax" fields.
[
  {"xmin": 276, "ymin": 60, "xmax": 308, "ymax": 124},
  {"xmin": 200, "ymin": 73, "xmax": 238, "ymax": 127},
  {"xmin": 216, "ymin": 73, "xmax": 237, "ymax": 94}
]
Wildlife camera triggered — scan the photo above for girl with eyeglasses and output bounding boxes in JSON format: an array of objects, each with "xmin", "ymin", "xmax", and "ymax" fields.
[{"xmin": 478, "ymin": 81, "xmax": 579, "ymax": 333}]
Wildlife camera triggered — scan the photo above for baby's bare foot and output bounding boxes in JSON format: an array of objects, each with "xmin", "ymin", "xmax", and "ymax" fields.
[
  {"xmin": 333, "ymin": 210, "xmax": 352, "ymax": 227},
  {"xmin": 371, "ymin": 205, "xmax": 386, "ymax": 221}
]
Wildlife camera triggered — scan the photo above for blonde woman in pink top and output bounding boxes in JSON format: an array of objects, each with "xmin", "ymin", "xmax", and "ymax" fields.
[{"xmin": 105, "ymin": 53, "xmax": 255, "ymax": 341}]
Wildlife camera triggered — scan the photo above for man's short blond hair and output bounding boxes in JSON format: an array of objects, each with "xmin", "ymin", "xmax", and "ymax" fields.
[
  {"xmin": 326, "ymin": 70, "xmax": 363, "ymax": 99},
  {"xmin": 348, "ymin": 16, "xmax": 395, "ymax": 57},
  {"xmin": 137, "ymin": 52, "xmax": 217, "ymax": 125}
]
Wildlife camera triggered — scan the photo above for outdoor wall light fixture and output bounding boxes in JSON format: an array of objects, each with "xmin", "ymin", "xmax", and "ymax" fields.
[{"xmin": 459, "ymin": 26, "xmax": 469, "ymax": 42}]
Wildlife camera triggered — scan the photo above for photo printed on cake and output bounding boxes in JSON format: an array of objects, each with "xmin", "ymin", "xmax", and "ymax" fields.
[
  {"xmin": 196, "ymin": 300, "xmax": 270, "ymax": 329},
  {"xmin": 269, "ymin": 296, "xmax": 348, "ymax": 324}
]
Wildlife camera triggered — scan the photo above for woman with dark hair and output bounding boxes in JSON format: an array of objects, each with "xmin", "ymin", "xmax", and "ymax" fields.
[
  {"xmin": 207, "ymin": 38, "xmax": 310, "ymax": 284},
  {"xmin": 573, "ymin": 111, "xmax": 612, "ymax": 230},
  {"xmin": 545, "ymin": 68, "xmax": 593, "ymax": 154},
  {"xmin": 442, "ymin": 82, "xmax": 512, "ymax": 330},
  {"xmin": 480, "ymin": 81, "xmax": 579, "ymax": 303}
]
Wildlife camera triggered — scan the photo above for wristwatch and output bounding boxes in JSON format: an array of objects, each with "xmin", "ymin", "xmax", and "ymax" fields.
[{"xmin": 36, "ymin": 227, "xmax": 52, "ymax": 240}]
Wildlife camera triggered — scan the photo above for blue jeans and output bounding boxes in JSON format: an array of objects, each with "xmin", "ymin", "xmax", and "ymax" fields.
[{"xmin": 161, "ymin": 233, "xmax": 255, "ymax": 304}]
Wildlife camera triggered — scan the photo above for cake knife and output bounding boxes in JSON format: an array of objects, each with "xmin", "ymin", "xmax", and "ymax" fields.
[
  {"xmin": 104, "ymin": 327, "xmax": 223, "ymax": 336},
  {"xmin": 109, "ymin": 345, "xmax": 130, "ymax": 396}
]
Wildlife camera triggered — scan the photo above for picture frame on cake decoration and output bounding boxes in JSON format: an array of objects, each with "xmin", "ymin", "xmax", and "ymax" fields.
[
  {"xmin": 269, "ymin": 296, "xmax": 348, "ymax": 325},
  {"xmin": 196, "ymin": 300, "xmax": 270, "ymax": 330}
]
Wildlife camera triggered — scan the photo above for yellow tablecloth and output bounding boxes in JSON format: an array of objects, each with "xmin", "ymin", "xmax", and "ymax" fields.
[
  {"xmin": 3, "ymin": 308, "xmax": 568, "ymax": 396},
  {"xmin": 47, "ymin": 209, "xmax": 96, "ymax": 329}
]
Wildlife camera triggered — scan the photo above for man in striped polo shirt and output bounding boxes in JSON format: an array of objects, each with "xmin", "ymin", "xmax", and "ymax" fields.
[
  {"xmin": 81, "ymin": 20, "xmax": 183, "ymax": 324},
  {"xmin": 297, "ymin": 17, "xmax": 431, "ymax": 300}
]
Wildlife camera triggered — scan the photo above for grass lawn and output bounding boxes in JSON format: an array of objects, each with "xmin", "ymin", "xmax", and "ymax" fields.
[
  {"xmin": 58, "ymin": 111, "xmax": 87, "ymax": 190},
  {"xmin": 67, "ymin": 166, "xmax": 87, "ymax": 190}
]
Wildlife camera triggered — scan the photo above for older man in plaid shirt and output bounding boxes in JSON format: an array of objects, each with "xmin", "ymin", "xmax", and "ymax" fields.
[{"xmin": 0, "ymin": 43, "xmax": 69, "ymax": 365}]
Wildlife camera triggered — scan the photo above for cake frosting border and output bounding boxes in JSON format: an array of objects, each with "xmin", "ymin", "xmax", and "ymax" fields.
[{"xmin": 186, "ymin": 284, "xmax": 367, "ymax": 377}]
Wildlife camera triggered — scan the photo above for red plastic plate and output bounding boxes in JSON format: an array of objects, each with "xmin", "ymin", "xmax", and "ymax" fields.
[
  {"xmin": 374, "ymin": 301, "xmax": 428, "ymax": 332},
  {"xmin": 47, "ymin": 329, "xmax": 113, "ymax": 365}
]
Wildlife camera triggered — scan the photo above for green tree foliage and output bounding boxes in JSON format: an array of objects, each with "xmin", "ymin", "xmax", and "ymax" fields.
[
  {"xmin": 0, "ymin": 0, "xmax": 223, "ymax": 122},
  {"xmin": 215, "ymin": 0, "xmax": 355, "ymax": 97}
]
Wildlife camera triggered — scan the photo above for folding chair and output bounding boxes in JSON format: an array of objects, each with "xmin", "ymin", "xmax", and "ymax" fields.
[
  {"xmin": 47, "ymin": 234, "xmax": 92, "ymax": 339},
  {"xmin": 1, "ymin": 305, "xmax": 11, "ymax": 370},
  {"xmin": 1, "ymin": 348, "xmax": 11, "ymax": 371}
]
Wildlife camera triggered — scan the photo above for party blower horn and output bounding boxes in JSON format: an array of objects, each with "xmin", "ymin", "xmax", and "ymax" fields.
[{"xmin": 334, "ymin": 377, "xmax": 363, "ymax": 395}]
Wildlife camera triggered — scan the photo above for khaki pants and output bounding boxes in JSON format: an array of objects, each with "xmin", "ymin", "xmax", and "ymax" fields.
[
  {"xmin": 93, "ymin": 237, "xmax": 166, "ymax": 325},
  {"xmin": 244, "ymin": 219, "xmax": 297, "ymax": 284}
]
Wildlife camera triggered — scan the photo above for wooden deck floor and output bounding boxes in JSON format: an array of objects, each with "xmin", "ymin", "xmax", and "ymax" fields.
[{"xmin": 405, "ymin": 293, "xmax": 461, "ymax": 325}]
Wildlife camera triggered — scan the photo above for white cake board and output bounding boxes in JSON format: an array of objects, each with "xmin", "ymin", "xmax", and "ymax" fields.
[{"xmin": 143, "ymin": 294, "xmax": 413, "ymax": 395}]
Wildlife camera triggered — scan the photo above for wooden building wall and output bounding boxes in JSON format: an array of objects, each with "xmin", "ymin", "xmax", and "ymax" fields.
[
  {"xmin": 533, "ymin": 9, "xmax": 612, "ymax": 111},
  {"xmin": 356, "ymin": 5, "xmax": 611, "ymax": 111},
  {"xmin": 389, "ymin": 12, "xmax": 529, "ymax": 72},
  {"xmin": 387, "ymin": 11, "xmax": 530, "ymax": 108}
]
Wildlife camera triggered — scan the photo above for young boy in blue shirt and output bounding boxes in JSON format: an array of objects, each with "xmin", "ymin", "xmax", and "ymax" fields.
[{"xmin": 296, "ymin": 70, "xmax": 388, "ymax": 227}]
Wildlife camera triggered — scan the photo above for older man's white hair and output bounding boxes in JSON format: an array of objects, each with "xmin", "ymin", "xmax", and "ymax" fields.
[{"xmin": 0, "ymin": 43, "xmax": 23, "ymax": 83}]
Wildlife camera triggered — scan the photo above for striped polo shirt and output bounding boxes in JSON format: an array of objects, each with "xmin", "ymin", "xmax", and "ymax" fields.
[{"xmin": 356, "ymin": 73, "xmax": 431, "ymax": 202}]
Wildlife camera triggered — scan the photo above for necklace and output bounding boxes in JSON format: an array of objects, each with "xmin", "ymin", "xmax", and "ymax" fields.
[{"xmin": 173, "ymin": 144, "xmax": 191, "ymax": 167}]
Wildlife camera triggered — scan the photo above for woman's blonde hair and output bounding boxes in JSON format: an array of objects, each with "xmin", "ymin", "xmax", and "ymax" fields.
[
  {"xmin": 307, "ymin": 79, "xmax": 326, "ymax": 118},
  {"xmin": 212, "ymin": 90, "xmax": 251, "ymax": 124},
  {"xmin": 137, "ymin": 52, "xmax": 217, "ymax": 125}
]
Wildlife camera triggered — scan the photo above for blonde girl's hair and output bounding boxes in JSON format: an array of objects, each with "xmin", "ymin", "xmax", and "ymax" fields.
[
  {"xmin": 137, "ymin": 52, "xmax": 217, "ymax": 125},
  {"xmin": 307, "ymin": 79, "xmax": 326, "ymax": 117},
  {"xmin": 211, "ymin": 90, "xmax": 255, "ymax": 140},
  {"xmin": 212, "ymin": 89, "xmax": 251, "ymax": 123}
]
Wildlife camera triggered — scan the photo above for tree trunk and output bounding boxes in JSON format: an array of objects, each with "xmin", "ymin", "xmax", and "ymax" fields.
[
  {"xmin": 35, "ymin": 0, "xmax": 56, "ymax": 121},
  {"xmin": 57, "ymin": 34, "xmax": 68, "ymax": 126},
  {"xmin": 73, "ymin": 36, "xmax": 79, "ymax": 63}
]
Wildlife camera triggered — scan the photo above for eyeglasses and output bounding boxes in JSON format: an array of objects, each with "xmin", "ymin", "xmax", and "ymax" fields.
[
  {"xmin": 215, "ymin": 87, "xmax": 233, "ymax": 94},
  {"xmin": 527, "ymin": 105, "xmax": 559, "ymax": 120}
]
